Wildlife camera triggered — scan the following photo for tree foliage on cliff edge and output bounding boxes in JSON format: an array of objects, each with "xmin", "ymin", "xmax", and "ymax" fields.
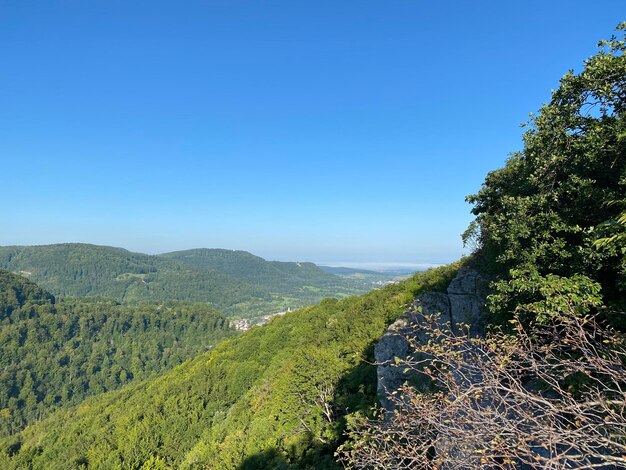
[{"xmin": 464, "ymin": 23, "xmax": 626, "ymax": 322}]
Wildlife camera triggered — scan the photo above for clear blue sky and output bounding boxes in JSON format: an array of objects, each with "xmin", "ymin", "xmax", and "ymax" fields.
[{"xmin": 0, "ymin": 2, "xmax": 623, "ymax": 265}]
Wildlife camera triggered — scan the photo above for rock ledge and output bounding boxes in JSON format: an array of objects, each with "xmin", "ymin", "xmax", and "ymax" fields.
[{"xmin": 375, "ymin": 267, "xmax": 489, "ymax": 410}]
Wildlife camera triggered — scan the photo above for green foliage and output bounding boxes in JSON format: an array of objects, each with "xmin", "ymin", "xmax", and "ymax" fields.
[
  {"xmin": 0, "ymin": 270, "xmax": 55, "ymax": 320},
  {"xmin": 594, "ymin": 199, "xmax": 626, "ymax": 273},
  {"xmin": 0, "ymin": 264, "xmax": 460, "ymax": 470},
  {"xmin": 0, "ymin": 270, "xmax": 234, "ymax": 438},
  {"xmin": 465, "ymin": 24, "xmax": 626, "ymax": 320},
  {"xmin": 0, "ymin": 244, "xmax": 375, "ymax": 318},
  {"xmin": 162, "ymin": 249, "xmax": 341, "ymax": 290},
  {"xmin": 488, "ymin": 270, "xmax": 603, "ymax": 323}
]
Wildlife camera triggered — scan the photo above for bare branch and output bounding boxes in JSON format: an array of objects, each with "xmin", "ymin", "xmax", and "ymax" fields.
[{"xmin": 339, "ymin": 311, "xmax": 626, "ymax": 469}]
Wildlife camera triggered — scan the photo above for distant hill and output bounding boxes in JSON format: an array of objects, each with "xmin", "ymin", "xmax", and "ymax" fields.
[
  {"xmin": 0, "ymin": 244, "xmax": 369, "ymax": 317},
  {"xmin": 319, "ymin": 266, "xmax": 381, "ymax": 275},
  {"xmin": 319, "ymin": 265, "xmax": 415, "ymax": 287},
  {"xmin": 161, "ymin": 248, "xmax": 340, "ymax": 290}
]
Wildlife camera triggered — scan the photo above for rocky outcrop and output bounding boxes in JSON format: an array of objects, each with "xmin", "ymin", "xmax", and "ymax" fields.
[
  {"xmin": 375, "ymin": 267, "xmax": 489, "ymax": 410},
  {"xmin": 447, "ymin": 268, "xmax": 489, "ymax": 336}
]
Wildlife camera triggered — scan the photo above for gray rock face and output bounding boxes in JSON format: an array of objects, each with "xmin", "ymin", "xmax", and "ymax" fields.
[
  {"xmin": 374, "ymin": 318, "xmax": 413, "ymax": 411},
  {"xmin": 447, "ymin": 267, "xmax": 489, "ymax": 336},
  {"xmin": 375, "ymin": 267, "xmax": 488, "ymax": 411},
  {"xmin": 374, "ymin": 269, "xmax": 607, "ymax": 467}
]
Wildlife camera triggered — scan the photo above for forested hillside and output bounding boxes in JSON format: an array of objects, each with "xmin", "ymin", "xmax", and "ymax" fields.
[
  {"xmin": 0, "ymin": 244, "xmax": 371, "ymax": 317},
  {"xmin": 0, "ymin": 264, "xmax": 460, "ymax": 469},
  {"xmin": 161, "ymin": 249, "xmax": 334, "ymax": 288},
  {"xmin": 0, "ymin": 270, "xmax": 55, "ymax": 319},
  {"xmin": 0, "ymin": 270, "xmax": 235, "ymax": 438}
]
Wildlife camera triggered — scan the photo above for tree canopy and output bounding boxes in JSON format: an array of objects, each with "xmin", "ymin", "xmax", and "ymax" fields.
[
  {"xmin": 0, "ymin": 270, "xmax": 234, "ymax": 438},
  {"xmin": 464, "ymin": 23, "xmax": 626, "ymax": 322}
]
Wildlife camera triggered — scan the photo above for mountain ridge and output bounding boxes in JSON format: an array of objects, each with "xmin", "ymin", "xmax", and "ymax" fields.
[{"xmin": 0, "ymin": 243, "xmax": 375, "ymax": 318}]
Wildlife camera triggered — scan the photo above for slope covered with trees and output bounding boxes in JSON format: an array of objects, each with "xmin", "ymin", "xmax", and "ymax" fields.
[
  {"xmin": 0, "ymin": 244, "xmax": 371, "ymax": 317},
  {"xmin": 0, "ymin": 270, "xmax": 235, "ymax": 438},
  {"xmin": 161, "ymin": 249, "xmax": 335, "ymax": 288},
  {"xmin": 0, "ymin": 270, "xmax": 55, "ymax": 320},
  {"xmin": 0, "ymin": 264, "xmax": 460, "ymax": 469}
]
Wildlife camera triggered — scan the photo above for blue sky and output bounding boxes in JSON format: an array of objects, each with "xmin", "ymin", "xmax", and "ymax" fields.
[{"xmin": 0, "ymin": 2, "xmax": 623, "ymax": 266}]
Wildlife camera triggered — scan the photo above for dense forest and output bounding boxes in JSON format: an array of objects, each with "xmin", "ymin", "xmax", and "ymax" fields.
[
  {"xmin": 0, "ymin": 264, "xmax": 459, "ymax": 469},
  {"xmin": 0, "ymin": 244, "xmax": 373, "ymax": 318},
  {"xmin": 0, "ymin": 270, "xmax": 235, "ymax": 438},
  {"xmin": 162, "ymin": 249, "xmax": 340, "ymax": 288}
]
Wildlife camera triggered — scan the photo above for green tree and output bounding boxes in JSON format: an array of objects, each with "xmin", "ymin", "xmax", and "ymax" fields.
[{"xmin": 465, "ymin": 23, "xmax": 626, "ymax": 321}]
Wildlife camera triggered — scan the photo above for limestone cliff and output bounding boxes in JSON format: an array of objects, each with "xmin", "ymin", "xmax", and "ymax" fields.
[{"xmin": 375, "ymin": 266, "xmax": 489, "ymax": 410}]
